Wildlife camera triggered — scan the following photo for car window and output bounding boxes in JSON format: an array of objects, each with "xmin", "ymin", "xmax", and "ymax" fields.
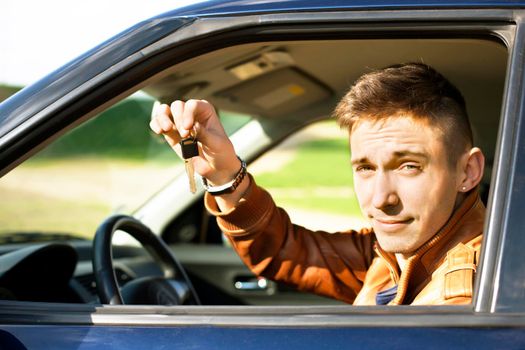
[
  {"xmin": 0, "ymin": 18, "xmax": 511, "ymax": 311},
  {"xmin": 0, "ymin": 92, "xmax": 251, "ymax": 240},
  {"xmin": 250, "ymin": 120, "xmax": 367, "ymax": 232}
]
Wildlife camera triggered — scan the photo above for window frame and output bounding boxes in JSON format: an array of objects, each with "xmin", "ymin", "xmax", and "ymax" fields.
[
  {"xmin": 476, "ymin": 18, "xmax": 525, "ymax": 314},
  {"xmin": 0, "ymin": 7, "xmax": 523, "ymax": 327}
]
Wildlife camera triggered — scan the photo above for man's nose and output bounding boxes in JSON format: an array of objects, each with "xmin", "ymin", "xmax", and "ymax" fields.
[{"xmin": 372, "ymin": 172, "xmax": 399, "ymax": 209}]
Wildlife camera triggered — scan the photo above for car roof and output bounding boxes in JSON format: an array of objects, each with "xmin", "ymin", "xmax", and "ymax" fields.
[
  {"xmin": 0, "ymin": 0, "xmax": 519, "ymax": 139},
  {"xmin": 166, "ymin": 0, "xmax": 525, "ymax": 17}
]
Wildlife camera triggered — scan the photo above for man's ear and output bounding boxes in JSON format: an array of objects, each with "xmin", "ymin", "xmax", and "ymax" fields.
[{"xmin": 458, "ymin": 147, "xmax": 485, "ymax": 192}]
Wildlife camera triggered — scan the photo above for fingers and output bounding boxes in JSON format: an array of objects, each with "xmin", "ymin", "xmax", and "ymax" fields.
[
  {"xmin": 172, "ymin": 99, "xmax": 214, "ymax": 138},
  {"xmin": 170, "ymin": 100, "xmax": 187, "ymax": 137},
  {"xmin": 149, "ymin": 117, "xmax": 162, "ymax": 134},
  {"xmin": 150, "ymin": 104, "xmax": 174, "ymax": 133},
  {"xmin": 151, "ymin": 99, "xmax": 210, "ymax": 141},
  {"xmin": 150, "ymin": 103, "xmax": 181, "ymax": 148},
  {"xmin": 150, "ymin": 99, "xmax": 229, "ymax": 164}
]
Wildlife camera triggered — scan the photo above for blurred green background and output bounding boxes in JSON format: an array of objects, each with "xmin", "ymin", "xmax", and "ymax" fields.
[{"xmin": 0, "ymin": 94, "xmax": 363, "ymax": 237}]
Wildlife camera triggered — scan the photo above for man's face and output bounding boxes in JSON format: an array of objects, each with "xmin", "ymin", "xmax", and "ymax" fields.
[{"xmin": 351, "ymin": 116, "xmax": 463, "ymax": 254}]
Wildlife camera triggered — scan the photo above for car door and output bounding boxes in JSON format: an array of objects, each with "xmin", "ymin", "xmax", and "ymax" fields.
[{"xmin": 1, "ymin": 2, "xmax": 525, "ymax": 349}]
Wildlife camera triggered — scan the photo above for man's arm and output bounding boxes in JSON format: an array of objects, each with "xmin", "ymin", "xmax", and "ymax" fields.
[
  {"xmin": 205, "ymin": 175, "xmax": 377, "ymax": 303},
  {"xmin": 150, "ymin": 99, "xmax": 375, "ymax": 303}
]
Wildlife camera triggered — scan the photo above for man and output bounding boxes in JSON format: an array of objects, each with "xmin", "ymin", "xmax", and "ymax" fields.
[{"xmin": 150, "ymin": 63, "xmax": 485, "ymax": 305}]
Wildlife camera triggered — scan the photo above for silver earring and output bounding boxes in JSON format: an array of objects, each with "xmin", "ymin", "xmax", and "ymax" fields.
[{"xmin": 461, "ymin": 186, "xmax": 467, "ymax": 191}]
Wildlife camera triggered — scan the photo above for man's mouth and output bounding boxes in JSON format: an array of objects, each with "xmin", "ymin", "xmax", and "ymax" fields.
[{"xmin": 373, "ymin": 218, "xmax": 414, "ymax": 232}]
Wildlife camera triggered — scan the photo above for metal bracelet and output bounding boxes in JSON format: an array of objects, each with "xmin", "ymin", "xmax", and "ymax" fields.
[{"xmin": 201, "ymin": 156, "xmax": 247, "ymax": 196}]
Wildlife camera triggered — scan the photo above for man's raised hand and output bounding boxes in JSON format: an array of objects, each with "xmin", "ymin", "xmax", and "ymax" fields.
[{"xmin": 149, "ymin": 99, "xmax": 243, "ymax": 190}]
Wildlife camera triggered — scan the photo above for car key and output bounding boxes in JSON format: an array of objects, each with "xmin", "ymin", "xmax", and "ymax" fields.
[{"xmin": 180, "ymin": 134, "xmax": 199, "ymax": 193}]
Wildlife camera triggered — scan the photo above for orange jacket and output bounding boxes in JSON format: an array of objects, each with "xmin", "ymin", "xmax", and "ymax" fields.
[{"xmin": 205, "ymin": 175, "xmax": 485, "ymax": 305}]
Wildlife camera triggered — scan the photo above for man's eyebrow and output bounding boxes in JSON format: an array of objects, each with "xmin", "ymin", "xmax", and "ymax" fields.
[
  {"xmin": 392, "ymin": 150, "xmax": 429, "ymax": 159},
  {"xmin": 351, "ymin": 157, "xmax": 370, "ymax": 166},
  {"xmin": 350, "ymin": 151, "xmax": 428, "ymax": 166}
]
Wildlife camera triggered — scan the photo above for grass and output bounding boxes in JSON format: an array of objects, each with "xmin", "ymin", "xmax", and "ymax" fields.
[
  {"xmin": 0, "ymin": 158, "xmax": 185, "ymax": 238},
  {"xmin": 0, "ymin": 186, "xmax": 110, "ymax": 238},
  {"xmin": 255, "ymin": 135, "xmax": 363, "ymax": 216},
  {"xmin": 0, "ymin": 95, "xmax": 255, "ymax": 238},
  {"xmin": 0, "ymin": 96, "xmax": 363, "ymax": 237},
  {"xmin": 256, "ymin": 138, "xmax": 353, "ymax": 187}
]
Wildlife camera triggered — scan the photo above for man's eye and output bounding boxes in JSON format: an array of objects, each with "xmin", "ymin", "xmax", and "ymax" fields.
[
  {"xmin": 400, "ymin": 164, "xmax": 421, "ymax": 172},
  {"xmin": 356, "ymin": 165, "xmax": 374, "ymax": 172}
]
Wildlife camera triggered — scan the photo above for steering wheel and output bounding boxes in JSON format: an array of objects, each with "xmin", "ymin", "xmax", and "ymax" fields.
[{"xmin": 92, "ymin": 214, "xmax": 200, "ymax": 305}]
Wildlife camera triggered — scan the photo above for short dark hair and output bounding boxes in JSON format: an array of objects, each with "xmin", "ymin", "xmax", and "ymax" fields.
[{"xmin": 334, "ymin": 63, "xmax": 473, "ymax": 165}]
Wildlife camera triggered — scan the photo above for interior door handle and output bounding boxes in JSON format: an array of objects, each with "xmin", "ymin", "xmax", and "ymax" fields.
[{"xmin": 234, "ymin": 277, "xmax": 269, "ymax": 291}]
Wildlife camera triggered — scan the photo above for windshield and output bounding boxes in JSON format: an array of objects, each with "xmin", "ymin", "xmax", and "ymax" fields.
[{"xmin": 0, "ymin": 92, "xmax": 252, "ymax": 242}]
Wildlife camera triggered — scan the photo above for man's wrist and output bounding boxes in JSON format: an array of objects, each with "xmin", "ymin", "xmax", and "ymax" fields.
[
  {"xmin": 212, "ymin": 172, "xmax": 251, "ymax": 212},
  {"xmin": 202, "ymin": 156, "xmax": 247, "ymax": 196}
]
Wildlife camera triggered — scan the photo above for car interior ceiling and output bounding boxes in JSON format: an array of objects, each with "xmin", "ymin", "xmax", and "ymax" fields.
[{"xmin": 145, "ymin": 38, "xmax": 508, "ymax": 200}]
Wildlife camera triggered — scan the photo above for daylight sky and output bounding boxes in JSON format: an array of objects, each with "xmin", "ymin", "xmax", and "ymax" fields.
[{"xmin": 0, "ymin": 0, "xmax": 202, "ymax": 87}]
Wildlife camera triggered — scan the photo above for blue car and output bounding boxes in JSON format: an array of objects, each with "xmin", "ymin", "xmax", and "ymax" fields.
[{"xmin": 1, "ymin": 0, "xmax": 525, "ymax": 348}]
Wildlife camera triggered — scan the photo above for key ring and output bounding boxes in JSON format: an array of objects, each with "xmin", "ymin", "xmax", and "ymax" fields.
[{"xmin": 189, "ymin": 126, "xmax": 197, "ymax": 139}]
